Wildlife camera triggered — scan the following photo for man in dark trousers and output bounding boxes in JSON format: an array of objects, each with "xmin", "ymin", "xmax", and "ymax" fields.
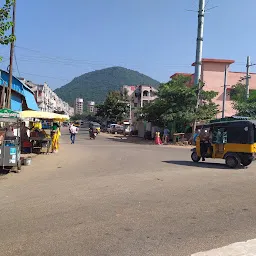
[{"xmin": 69, "ymin": 123, "xmax": 78, "ymax": 144}]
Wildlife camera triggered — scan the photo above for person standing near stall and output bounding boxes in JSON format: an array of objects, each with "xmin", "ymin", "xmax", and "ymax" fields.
[{"xmin": 51, "ymin": 122, "xmax": 61, "ymax": 153}]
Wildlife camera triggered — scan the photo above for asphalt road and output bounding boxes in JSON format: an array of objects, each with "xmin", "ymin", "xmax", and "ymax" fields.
[{"xmin": 1, "ymin": 128, "xmax": 256, "ymax": 256}]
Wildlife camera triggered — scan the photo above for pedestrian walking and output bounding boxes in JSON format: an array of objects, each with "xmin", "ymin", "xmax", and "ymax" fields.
[
  {"xmin": 69, "ymin": 123, "xmax": 78, "ymax": 144},
  {"xmin": 163, "ymin": 127, "xmax": 170, "ymax": 144}
]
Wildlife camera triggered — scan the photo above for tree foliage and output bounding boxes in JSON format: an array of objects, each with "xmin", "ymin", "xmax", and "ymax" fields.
[
  {"xmin": 0, "ymin": 0, "xmax": 15, "ymax": 61},
  {"xmin": 142, "ymin": 75, "xmax": 219, "ymax": 130},
  {"xmin": 231, "ymin": 83, "xmax": 256, "ymax": 117},
  {"xmin": 96, "ymin": 90, "xmax": 129, "ymax": 122}
]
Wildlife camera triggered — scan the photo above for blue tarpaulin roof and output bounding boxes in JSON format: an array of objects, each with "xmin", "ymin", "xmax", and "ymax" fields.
[
  {"xmin": 23, "ymin": 88, "xmax": 39, "ymax": 111},
  {"xmin": 0, "ymin": 70, "xmax": 39, "ymax": 111}
]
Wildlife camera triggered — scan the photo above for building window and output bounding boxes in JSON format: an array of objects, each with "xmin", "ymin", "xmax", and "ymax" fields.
[{"xmin": 143, "ymin": 90, "xmax": 149, "ymax": 97}]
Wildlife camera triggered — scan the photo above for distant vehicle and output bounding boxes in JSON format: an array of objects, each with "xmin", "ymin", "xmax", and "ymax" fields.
[
  {"xmin": 62, "ymin": 122, "xmax": 69, "ymax": 127},
  {"xmin": 107, "ymin": 124, "xmax": 117, "ymax": 134},
  {"xmin": 123, "ymin": 121, "xmax": 131, "ymax": 135},
  {"xmin": 89, "ymin": 122, "xmax": 101, "ymax": 133},
  {"xmin": 74, "ymin": 121, "xmax": 80, "ymax": 127},
  {"xmin": 107, "ymin": 124, "xmax": 123, "ymax": 134}
]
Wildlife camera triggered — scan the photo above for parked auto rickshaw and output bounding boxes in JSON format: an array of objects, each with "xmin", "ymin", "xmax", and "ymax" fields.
[{"xmin": 191, "ymin": 120, "xmax": 256, "ymax": 168}]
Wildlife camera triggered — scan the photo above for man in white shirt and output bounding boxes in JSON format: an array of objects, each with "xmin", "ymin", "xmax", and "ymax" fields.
[{"xmin": 69, "ymin": 124, "xmax": 78, "ymax": 144}]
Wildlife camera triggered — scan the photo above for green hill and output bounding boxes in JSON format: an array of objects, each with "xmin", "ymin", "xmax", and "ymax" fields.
[{"xmin": 54, "ymin": 66, "xmax": 160, "ymax": 105}]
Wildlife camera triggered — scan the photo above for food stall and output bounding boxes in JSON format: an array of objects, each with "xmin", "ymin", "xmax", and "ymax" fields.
[
  {"xmin": 20, "ymin": 111, "xmax": 69, "ymax": 154},
  {"xmin": 0, "ymin": 109, "xmax": 22, "ymax": 172}
]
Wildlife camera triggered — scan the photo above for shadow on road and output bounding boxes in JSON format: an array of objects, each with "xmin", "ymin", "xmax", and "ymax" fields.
[
  {"xmin": 107, "ymin": 136, "xmax": 154, "ymax": 145},
  {"xmin": 162, "ymin": 160, "xmax": 229, "ymax": 169},
  {"xmin": 0, "ymin": 167, "xmax": 12, "ymax": 177}
]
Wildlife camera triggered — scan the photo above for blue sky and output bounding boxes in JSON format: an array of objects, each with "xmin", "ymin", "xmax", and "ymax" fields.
[{"xmin": 1, "ymin": 0, "xmax": 256, "ymax": 89}]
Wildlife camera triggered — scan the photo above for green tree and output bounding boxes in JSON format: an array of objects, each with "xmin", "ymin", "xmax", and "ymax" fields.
[
  {"xmin": 231, "ymin": 83, "xmax": 256, "ymax": 117},
  {"xmin": 96, "ymin": 90, "xmax": 129, "ymax": 122},
  {"xmin": 142, "ymin": 75, "xmax": 219, "ymax": 131},
  {"xmin": 0, "ymin": 0, "xmax": 15, "ymax": 61}
]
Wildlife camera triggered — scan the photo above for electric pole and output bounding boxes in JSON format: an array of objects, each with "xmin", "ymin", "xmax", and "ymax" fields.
[
  {"xmin": 222, "ymin": 65, "xmax": 227, "ymax": 118},
  {"xmin": 245, "ymin": 56, "xmax": 250, "ymax": 100},
  {"xmin": 6, "ymin": 0, "xmax": 16, "ymax": 109},
  {"xmin": 193, "ymin": 0, "xmax": 205, "ymax": 132},
  {"xmin": 194, "ymin": 0, "xmax": 205, "ymax": 86}
]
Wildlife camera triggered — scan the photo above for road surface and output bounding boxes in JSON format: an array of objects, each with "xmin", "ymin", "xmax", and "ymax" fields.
[{"xmin": 1, "ymin": 128, "xmax": 256, "ymax": 256}]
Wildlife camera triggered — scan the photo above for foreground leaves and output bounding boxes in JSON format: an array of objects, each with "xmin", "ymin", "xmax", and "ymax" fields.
[{"xmin": 231, "ymin": 83, "xmax": 256, "ymax": 118}]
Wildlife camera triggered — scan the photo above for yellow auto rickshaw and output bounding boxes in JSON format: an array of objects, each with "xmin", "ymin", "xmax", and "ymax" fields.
[
  {"xmin": 89, "ymin": 122, "xmax": 100, "ymax": 133},
  {"xmin": 191, "ymin": 120, "xmax": 256, "ymax": 168},
  {"xmin": 74, "ymin": 121, "xmax": 80, "ymax": 128}
]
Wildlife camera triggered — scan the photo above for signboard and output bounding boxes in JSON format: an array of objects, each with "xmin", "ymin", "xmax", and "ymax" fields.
[
  {"xmin": 10, "ymin": 148, "xmax": 16, "ymax": 155},
  {"xmin": 0, "ymin": 108, "xmax": 19, "ymax": 119}
]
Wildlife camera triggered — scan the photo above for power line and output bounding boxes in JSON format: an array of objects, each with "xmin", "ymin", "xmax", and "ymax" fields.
[
  {"xmin": 18, "ymin": 71, "xmax": 70, "ymax": 82},
  {"xmin": 14, "ymin": 49, "xmax": 20, "ymax": 77}
]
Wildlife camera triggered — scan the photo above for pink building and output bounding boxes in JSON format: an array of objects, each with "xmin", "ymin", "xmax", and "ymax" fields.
[{"xmin": 171, "ymin": 58, "xmax": 256, "ymax": 118}]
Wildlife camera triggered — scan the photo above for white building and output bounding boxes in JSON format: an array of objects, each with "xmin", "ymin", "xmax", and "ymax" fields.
[
  {"xmin": 20, "ymin": 79, "xmax": 74, "ymax": 116},
  {"xmin": 74, "ymin": 98, "xmax": 83, "ymax": 115},
  {"xmin": 121, "ymin": 85, "xmax": 158, "ymax": 122},
  {"xmin": 87, "ymin": 101, "xmax": 95, "ymax": 113}
]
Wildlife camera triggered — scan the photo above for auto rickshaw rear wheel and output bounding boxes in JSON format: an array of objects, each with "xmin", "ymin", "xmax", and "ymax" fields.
[
  {"xmin": 241, "ymin": 156, "xmax": 252, "ymax": 166},
  {"xmin": 225, "ymin": 154, "xmax": 241, "ymax": 168},
  {"xmin": 191, "ymin": 152, "xmax": 201, "ymax": 162}
]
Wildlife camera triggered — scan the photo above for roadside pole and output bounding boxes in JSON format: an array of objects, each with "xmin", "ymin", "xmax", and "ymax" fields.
[
  {"xmin": 6, "ymin": 0, "xmax": 16, "ymax": 108},
  {"xmin": 193, "ymin": 0, "xmax": 205, "ymax": 132},
  {"xmin": 221, "ymin": 65, "xmax": 228, "ymax": 118},
  {"xmin": 245, "ymin": 56, "xmax": 250, "ymax": 100}
]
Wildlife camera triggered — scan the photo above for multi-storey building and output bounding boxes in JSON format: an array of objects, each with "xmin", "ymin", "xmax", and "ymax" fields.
[
  {"xmin": 74, "ymin": 98, "xmax": 84, "ymax": 115},
  {"xmin": 87, "ymin": 101, "xmax": 95, "ymax": 113},
  {"xmin": 170, "ymin": 58, "xmax": 256, "ymax": 118},
  {"xmin": 121, "ymin": 85, "xmax": 158, "ymax": 122},
  {"xmin": 20, "ymin": 79, "xmax": 74, "ymax": 116}
]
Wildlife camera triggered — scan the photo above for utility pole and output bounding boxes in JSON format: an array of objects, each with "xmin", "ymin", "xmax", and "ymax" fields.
[
  {"xmin": 194, "ymin": 0, "xmax": 205, "ymax": 86},
  {"xmin": 222, "ymin": 65, "xmax": 228, "ymax": 118},
  {"xmin": 6, "ymin": 0, "xmax": 16, "ymax": 109},
  {"xmin": 129, "ymin": 101, "xmax": 132, "ymax": 122},
  {"xmin": 193, "ymin": 0, "xmax": 205, "ymax": 132},
  {"xmin": 245, "ymin": 56, "xmax": 250, "ymax": 100}
]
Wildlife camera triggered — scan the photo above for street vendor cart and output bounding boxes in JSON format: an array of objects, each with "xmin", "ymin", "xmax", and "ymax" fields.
[
  {"xmin": 30, "ymin": 130, "xmax": 52, "ymax": 154},
  {"xmin": 0, "ymin": 109, "xmax": 22, "ymax": 173},
  {"xmin": 20, "ymin": 110, "xmax": 69, "ymax": 154}
]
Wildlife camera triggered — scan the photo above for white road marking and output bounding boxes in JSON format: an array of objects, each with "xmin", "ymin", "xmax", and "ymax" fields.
[{"xmin": 191, "ymin": 238, "xmax": 256, "ymax": 256}]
